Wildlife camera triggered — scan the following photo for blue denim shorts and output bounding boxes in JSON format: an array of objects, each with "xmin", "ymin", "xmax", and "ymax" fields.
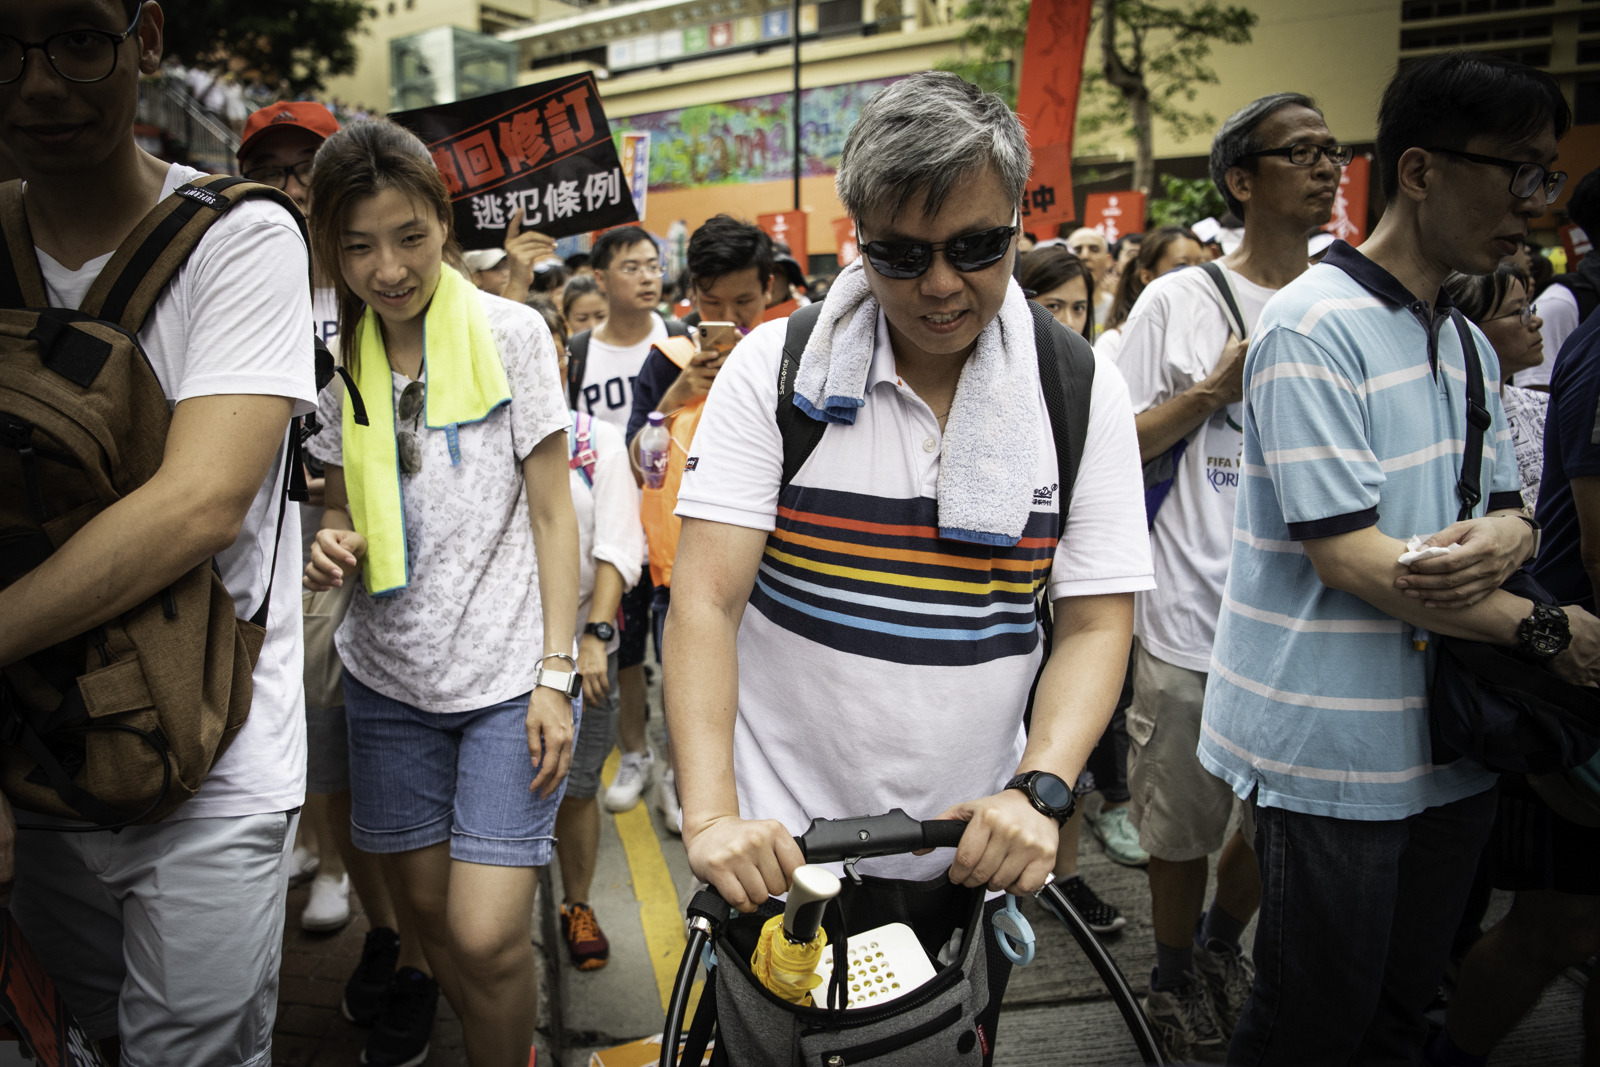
[{"xmin": 343, "ymin": 670, "xmax": 577, "ymax": 866}]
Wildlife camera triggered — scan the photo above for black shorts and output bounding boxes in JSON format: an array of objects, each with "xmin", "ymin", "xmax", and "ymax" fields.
[
  {"xmin": 1487, "ymin": 774, "xmax": 1600, "ymax": 896},
  {"xmin": 619, "ymin": 571, "xmax": 654, "ymax": 669}
]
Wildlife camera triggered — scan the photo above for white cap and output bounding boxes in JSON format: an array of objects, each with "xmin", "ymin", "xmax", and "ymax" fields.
[{"xmin": 463, "ymin": 248, "xmax": 508, "ymax": 273}]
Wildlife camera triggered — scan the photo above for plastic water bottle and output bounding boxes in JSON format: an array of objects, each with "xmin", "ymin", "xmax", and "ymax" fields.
[{"xmin": 639, "ymin": 411, "xmax": 670, "ymax": 490}]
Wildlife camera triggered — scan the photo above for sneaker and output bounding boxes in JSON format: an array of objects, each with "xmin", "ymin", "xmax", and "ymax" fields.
[
  {"xmin": 301, "ymin": 872, "xmax": 352, "ymax": 932},
  {"xmin": 1142, "ymin": 967, "xmax": 1228, "ymax": 1064},
  {"xmin": 1058, "ymin": 874, "xmax": 1127, "ymax": 935},
  {"xmin": 361, "ymin": 967, "xmax": 437, "ymax": 1067},
  {"xmin": 1194, "ymin": 936, "xmax": 1255, "ymax": 1037},
  {"xmin": 1087, "ymin": 804, "xmax": 1150, "ymax": 867},
  {"xmin": 604, "ymin": 747, "xmax": 654, "ymax": 812},
  {"xmin": 288, "ymin": 844, "xmax": 320, "ymax": 887},
  {"xmin": 343, "ymin": 927, "xmax": 401, "ymax": 1027},
  {"xmin": 657, "ymin": 767, "xmax": 682, "ymax": 836},
  {"xmin": 561, "ymin": 902, "xmax": 611, "ymax": 970}
]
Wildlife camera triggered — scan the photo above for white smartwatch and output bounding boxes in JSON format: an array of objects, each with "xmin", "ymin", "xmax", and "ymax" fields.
[{"xmin": 535, "ymin": 655, "xmax": 582, "ymax": 699}]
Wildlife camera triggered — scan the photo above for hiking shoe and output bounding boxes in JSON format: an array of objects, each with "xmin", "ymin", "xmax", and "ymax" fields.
[
  {"xmin": 1087, "ymin": 804, "xmax": 1150, "ymax": 867},
  {"xmin": 1142, "ymin": 968, "xmax": 1228, "ymax": 1064},
  {"xmin": 561, "ymin": 902, "xmax": 611, "ymax": 970},
  {"xmin": 361, "ymin": 967, "xmax": 437, "ymax": 1067},
  {"xmin": 658, "ymin": 767, "xmax": 682, "ymax": 835},
  {"xmin": 1058, "ymin": 874, "xmax": 1127, "ymax": 935},
  {"xmin": 1195, "ymin": 936, "xmax": 1255, "ymax": 1037},
  {"xmin": 604, "ymin": 747, "xmax": 655, "ymax": 812},
  {"xmin": 301, "ymin": 872, "xmax": 352, "ymax": 932},
  {"xmin": 342, "ymin": 927, "xmax": 400, "ymax": 1027}
]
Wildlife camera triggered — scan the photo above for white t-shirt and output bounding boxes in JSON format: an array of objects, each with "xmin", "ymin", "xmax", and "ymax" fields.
[
  {"xmin": 1515, "ymin": 283, "xmax": 1581, "ymax": 388},
  {"xmin": 675, "ymin": 311, "xmax": 1153, "ymax": 880},
  {"xmin": 1094, "ymin": 326, "xmax": 1125, "ymax": 363},
  {"xmin": 569, "ymin": 414, "xmax": 644, "ymax": 655},
  {"xmin": 574, "ymin": 316, "xmax": 667, "ymax": 433},
  {"xmin": 1115, "ymin": 263, "xmax": 1275, "ymax": 673},
  {"xmin": 305, "ymin": 291, "xmax": 569, "ymax": 713},
  {"xmin": 35, "ymin": 163, "xmax": 316, "ymax": 820}
]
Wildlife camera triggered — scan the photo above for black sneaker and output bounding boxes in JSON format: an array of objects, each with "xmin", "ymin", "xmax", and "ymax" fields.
[
  {"xmin": 1058, "ymin": 874, "xmax": 1128, "ymax": 935},
  {"xmin": 343, "ymin": 927, "xmax": 401, "ymax": 1027},
  {"xmin": 362, "ymin": 966, "xmax": 438, "ymax": 1067}
]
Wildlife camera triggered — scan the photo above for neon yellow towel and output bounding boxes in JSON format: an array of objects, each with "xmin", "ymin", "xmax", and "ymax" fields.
[{"xmin": 343, "ymin": 266, "xmax": 511, "ymax": 596}]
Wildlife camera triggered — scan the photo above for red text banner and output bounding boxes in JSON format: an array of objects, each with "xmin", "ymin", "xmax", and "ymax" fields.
[{"xmin": 1015, "ymin": 0, "xmax": 1095, "ymax": 236}]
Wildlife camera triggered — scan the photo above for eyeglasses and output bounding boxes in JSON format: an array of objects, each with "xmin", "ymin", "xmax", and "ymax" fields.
[
  {"xmin": 859, "ymin": 220, "xmax": 1017, "ymax": 280},
  {"xmin": 243, "ymin": 159, "xmax": 314, "ymax": 190},
  {"xmin": 1423, "ymin": 147, "xmax": 1568, "ymax": 205},
  {"xmin": 610, "ymin": 260, "xmax": 663, "ymax": 278},
  {"xmin": 1239, "ymin": 143, "xmax": 1356, "ymax": 168},
  {"xmin": 397, "ymin": 381, "xmax": 424, "ymax": 475},
  {"xmin": 0, "ymin": 8, "xmax": 141, "ymax": 86},
  {"xmin": 1485, "ymin": 303, "xmax": 1537, "ymax": 327}
]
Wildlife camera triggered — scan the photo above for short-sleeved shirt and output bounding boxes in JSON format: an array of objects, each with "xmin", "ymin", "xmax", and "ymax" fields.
[
  {"xmin": 1200, "ymin": 241, "xmax": 1507, "ymax": 821},
  {"xmin": 1514, "ymin": 282, "xmax": 1580, "ymax": 388},
  {"xmin": 574, "ymin": 316, "xmax": 667, "ymax": 433},
  {"xmin": 675, "ymin": 310, "xmax": 1153, "ymax": 879},
  {"xmin": 306, "ymin": 290, "xmax": 569, "ymax": 713},
  {"xmin": 1531, "ymin": 311, "xmax": 1600, "ymax": 612},
  {"xmin": 36, "ymin": 163, "xmax": 316, "ymax": 820},
  {"xmin": 1502, "ymin": 383, "xmax": 1548, "ymax": 513},
  {"xmin": 569, "ymin": 414, "xmax": 644, "ymax": 653}
]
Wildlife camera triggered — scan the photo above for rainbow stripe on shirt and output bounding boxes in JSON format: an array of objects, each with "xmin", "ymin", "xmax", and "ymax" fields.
[{"xmin": 750, "ymin": 485, "xmax": 1057, "ymax": 666}]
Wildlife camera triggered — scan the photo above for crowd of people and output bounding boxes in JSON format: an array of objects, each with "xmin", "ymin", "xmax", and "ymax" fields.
[{"xmin": 0, "ymin": 2, "xmax": 1596, "ymax": 1067}]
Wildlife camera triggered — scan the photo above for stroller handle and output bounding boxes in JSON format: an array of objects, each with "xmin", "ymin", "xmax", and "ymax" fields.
[{"xmin": 795, "ymin": 808, "xmax": 968, "ymax": 864}]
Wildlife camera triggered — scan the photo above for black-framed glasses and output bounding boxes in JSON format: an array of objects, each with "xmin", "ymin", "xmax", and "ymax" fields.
[
  {"xmin": 859, "ymin": 219, "xmax": 1017, "ymax": 280},
  {"xmin": 243, "ymin": 159, "xmax": 314, "ymax": 190},
  {"xmin": 0, "ymin": 7, "xmax": 142, "ymax": 86},
  {"xmin": 397, "ymin": 381, "xmax": 424, "ymax": 474},
  {"xmin": 1423, "ymin": 146, "xmax": 1568, "ymax": 205},
  {"xmin": 1239, "ymin": 143, "xmax": 1356, "ymax": 168},
  {"xmin": 1485, "ymin": 303, "xmax": 1537, "ymax": 328}
]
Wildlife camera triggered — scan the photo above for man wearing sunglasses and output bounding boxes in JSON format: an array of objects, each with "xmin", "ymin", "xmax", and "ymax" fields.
[
  {"xmin": 0, "ymin": 1, "xmax": 317, "ymax": 1063},
  {"xmin": 1201, "ymin": 53, "xmax": 1599, "ymax": 1065},
  {"xmin": 664, "ymin": 72, "xmax": 1151, "ymax": 1044}
]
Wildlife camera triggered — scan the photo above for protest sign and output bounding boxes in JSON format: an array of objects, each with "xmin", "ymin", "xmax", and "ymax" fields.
[
  {"xmin": 832, "ymin": 217, "xmax": 859, "ymax": 266},
  {"xmin": 0, "ymin": 911, "xmax": 106, "ymax": 1066},
  {"xmin": 1323, "ymin": 153, "xmax": 1370, "ymax": 247},
  {"xmin": 391, "ymin": 72, "xmax": 638, "ymax": 249},
  {"xmin": 619, "ymin": 131, "xmax": 651, "ymax": 220},
  {"xmin": 1083, "ymin": 191, "xmax": 1145, "ymax": 244},
  {"xmin": 758, "ymin": 210, "xmax": 807, "ymax": 263}
]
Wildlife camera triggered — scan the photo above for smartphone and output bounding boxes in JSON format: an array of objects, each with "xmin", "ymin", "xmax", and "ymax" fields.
[{"xmin": 696, "ymin": 321, "xmax": 741, "ymax": 362}]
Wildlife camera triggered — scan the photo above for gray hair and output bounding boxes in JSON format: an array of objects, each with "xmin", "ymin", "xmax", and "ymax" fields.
[
  {"xmin": 1209, "ymin": 92, "xmax": 1321, "ymax": 219},
  {"xmin": 837, "ymin": 72, "xmax": 1031, "ymax": 226}
]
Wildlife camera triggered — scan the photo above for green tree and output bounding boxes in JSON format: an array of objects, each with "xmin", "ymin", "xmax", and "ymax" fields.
[
  {"xmin": 161, "ymin": 0, "xmax": 373, "ymax": 97},
  {"xmin": 1087, "ymin": 0, "xmax": 1257, "ymax": 192},
  {"xmin": 1147, "ymin": 174, "xmax": 1226, "ymax": 228},
  {"xmin": 937, "ymin": 0, "xmax": 1029, "ymax": 107}
]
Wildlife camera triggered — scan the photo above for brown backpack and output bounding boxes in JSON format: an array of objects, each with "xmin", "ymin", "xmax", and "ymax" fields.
[{"xmin": 0, "ymin": 174, "xmax": 308, "ymax": 829}]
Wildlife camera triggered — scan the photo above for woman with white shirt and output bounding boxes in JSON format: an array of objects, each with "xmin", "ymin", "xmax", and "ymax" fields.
[{"xmin": 302, "ymin": 121, "xmax": 580, "ymax": 1067}]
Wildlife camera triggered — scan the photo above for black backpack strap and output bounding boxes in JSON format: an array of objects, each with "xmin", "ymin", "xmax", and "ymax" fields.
[
  {"xmin": 662, "ymin": 313, "xmax": 689, "ymax": 338},
  {"xmin": 776, "ymin": 302, "xmax": 827, "ymax": 489},
  {"xmin": 1030, "ymin": 300, "xmax": 1097, "ymax": 520},
  {"xmin": 566, "ymin": 329, "xmax": 590, "ymax": 410},
  {"xmin": 1452, "ymin": 308, "xmax": 1494, "ymax": 523},
  {"xmin": 1199, "ymin": 261, "xmax": 1249, "ymax": 340},
  {"xmin": 0, "ymin": 180, "xmax": 48, "ymax": 310}
]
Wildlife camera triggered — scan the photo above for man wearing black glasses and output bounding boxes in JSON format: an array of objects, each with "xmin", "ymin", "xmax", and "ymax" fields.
[
  {"xmin": 1201, "ymin": 53, "xmax": 1593, "ymax": 1065},
  {"xmin": 0, "ymin": 1, "xmax": 316, "ymax": 1063},
  {"xmin": 663, "ymin": 72, "xmax": 1152, "ymax": 1046}
]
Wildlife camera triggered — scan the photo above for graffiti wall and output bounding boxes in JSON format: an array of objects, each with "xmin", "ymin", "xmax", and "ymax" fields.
[{"xmin": 613, "ymin": 76, "xmax": 903, "ymax": 192}]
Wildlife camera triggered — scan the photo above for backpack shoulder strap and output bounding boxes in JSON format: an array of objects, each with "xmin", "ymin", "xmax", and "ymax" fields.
[
  {"xmin": 79, "ymin": 175, "xmax": 306, "ymax": 335},
  {"xmin": 1030, "ymin": 300, "xmax": 1097, "ymax": 523},
  {"xmin": 661, "ymin": 313, "xmax": 689, "ymax": 337},
  {"xmin": 1451, "ymin": 308, "xmax": 1493, "ymax": 522},
  {"xmin": 567, "ymin": 329, "xmax": 591, "ymax": 410},
  {"xmin": 0, "ymin": 180, "xmax": 46, "ymax": 310},
  {"xmin": 776, "ymin": 302, "xmax": 827, "ymax": 490},
  {"xmin": 1199, "ymin": 261, "xmax": 1249, "ymax": 340}
]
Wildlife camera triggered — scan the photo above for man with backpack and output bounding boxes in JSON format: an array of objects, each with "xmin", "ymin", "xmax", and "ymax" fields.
[
  {"xmin": 0, "ymin": 1, "xmax": 315, "ymax": 1062},
  {"xmin": 1111, "ymin": 92, "xmax": 1341, "ymax": 1061},
  {"xmin": 664, "ymin": 72, "xmax": 1152, "ymax": 1052}
]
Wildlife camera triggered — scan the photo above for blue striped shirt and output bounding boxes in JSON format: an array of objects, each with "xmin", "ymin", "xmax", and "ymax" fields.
[{"xmin": 1199, "ymin": 242, "xmax": 1510, "ymax": 820}]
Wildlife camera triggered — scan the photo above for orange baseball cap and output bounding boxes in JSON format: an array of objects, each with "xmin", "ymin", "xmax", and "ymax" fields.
[{"xmin": 238, "ymin": 102, "xmax": 341, "ymax": 162}]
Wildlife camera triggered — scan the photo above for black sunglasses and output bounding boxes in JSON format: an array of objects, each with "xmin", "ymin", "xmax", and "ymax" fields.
[
  {"xmin": 1422, "ymin": 147, "xmax": 1568, "ymax": 205},
  {"xmin": 1238, "ymin": 143, "xmax": 1355, "ymax": 168},
  {"xmin": 0, "ymin": 7, "xmax": 142, "ymax": 86},
  {"xmin": 859, "ymin": 220, "xmax": 1017, "ymax": 280}
]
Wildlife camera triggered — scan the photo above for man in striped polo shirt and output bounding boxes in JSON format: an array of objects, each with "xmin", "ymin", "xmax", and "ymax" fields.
[{"xmin": 1202, "ymin": 54, "xmax": 1599, "ymax": 1064}]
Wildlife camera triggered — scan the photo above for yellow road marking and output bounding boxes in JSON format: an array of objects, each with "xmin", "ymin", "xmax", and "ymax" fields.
[{"xmin": 602, "ymin": 747, "xmax": 688, "ymax": 1015}]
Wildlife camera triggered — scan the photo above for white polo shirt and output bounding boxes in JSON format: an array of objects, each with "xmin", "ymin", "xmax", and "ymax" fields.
[{"xmin": 675, "ymin": 311, "xmax": 1152, "ymax": 878}]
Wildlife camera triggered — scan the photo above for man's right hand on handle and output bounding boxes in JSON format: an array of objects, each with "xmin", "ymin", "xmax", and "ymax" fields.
[
  {"xmin": 304, "ymin": 528, "xmax": 367, "ymax": 592},
  {"xmin": 684, "ymin": 813, "xmax": 806, "ymax": 913}
]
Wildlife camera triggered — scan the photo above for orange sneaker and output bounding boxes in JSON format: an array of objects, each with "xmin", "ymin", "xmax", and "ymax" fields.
[{"xmin": 560, "ymin": 902, "xmax": 610, "ymax": 971}]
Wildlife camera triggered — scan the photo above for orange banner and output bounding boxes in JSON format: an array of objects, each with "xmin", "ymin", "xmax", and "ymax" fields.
[
  {"xmin": 1083, "ymin": 191, "xmax": 1146, "ymax": 243},
  {"xmin": 758, "ymin": 210, "xmax": 808, "ymax": 263},
  {"xmin": 1015, "ymin": 0, "xmax": 1095, "ymax": 236},
  {"xmin": 1323, "ymin": 153, "xmax": 1371, "ymax": 248},
  {"xmin": 832, "ymin": 216, "xmax": 860, "ymax": 266}
]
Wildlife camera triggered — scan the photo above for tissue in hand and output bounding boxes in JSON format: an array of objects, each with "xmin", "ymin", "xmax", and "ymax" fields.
[{"xmin": 1398, "ymin": 535, "xmax": 1456, "ymax": 565}]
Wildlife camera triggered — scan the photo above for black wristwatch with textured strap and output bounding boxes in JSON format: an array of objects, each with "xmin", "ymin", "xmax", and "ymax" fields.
[
  {"xmin": 1004, "ymin": 770, "xmax": 1076, "ymax": 824},
  {"xmin": 584, "ymin": 621, "xmax": 616, "ymax": 642},
  {"xmin": 1515, "ymin": 602, "xmax": 1571, "ymax": 664}
]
